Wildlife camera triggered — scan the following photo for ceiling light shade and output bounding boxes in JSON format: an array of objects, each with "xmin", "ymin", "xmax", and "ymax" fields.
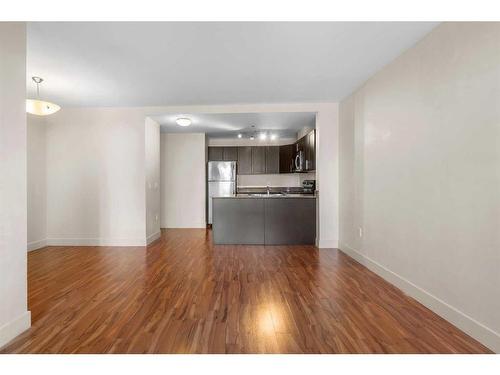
[
  {"xmin": 26, "ymin": 99, "xmax": 61, "ymax": 116},
  {"xmin": 270, "ymin": 134, "xmax": 277, "ymax": 140},
  {"xmin": 237, "ymin": 133, "xmax": 242, "ymax": 138},
  {"xmin": 176, "ymin": 117, "xmax": 192, "ymax": 127},
  {"xmin": 259, "ymin": 133, "xmax": 267, "ymax": 140},
  {"xmin": 26, "ymin": 77, "xmax": 60, "ymax": 116},
  {"xmin": 250, "ymin": 136, "xmax": 255, "ymax": 140}
]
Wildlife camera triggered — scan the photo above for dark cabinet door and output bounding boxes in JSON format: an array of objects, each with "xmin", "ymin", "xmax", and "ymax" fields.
[
  {"xmin": 264, "ymin": 198, "xmax": 316, "ymax": 245},
  {"xmin": 223, "ymin": 147, "xmax": 238, "ymax": 161},
  {"xmin": 237, "ymin": 146, "xmax": 252, "ymax": 175},
  {"xmin": 208, "ymin": 147, "xmax": 224, "ymax": 161},
  {"xmin": 279, "ymin": 144, "xmax": 294, "ymax": 173},
  {"xmin": 251, "ymin": 146, "xmax": 266, "ymax": 174},
  {"xmin": 296, "ymin": 136, "xmax": 306, "ymax": 153},
  {"xmin": 304, "ymin": 136, "xmax": 310, "ymax": 171},
  {"xmin": 265, "ymin": 146, "xmax": 280, "ymax": 174},
  {"xmin": 213, "ymin": 198, "xmax": 265, "ymax": 244},
  {"xmin": 306, "ymin": 130, "xmax": 315, "ymax": 171},
  {"xmin": 294, "ymin": 136, "xmax": 307, "ymax": 172}
]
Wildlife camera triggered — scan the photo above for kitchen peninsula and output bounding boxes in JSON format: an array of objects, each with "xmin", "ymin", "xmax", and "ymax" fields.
[{"xmin": 212, "ymin": 193, "xmax": 316, "ymax": 245}]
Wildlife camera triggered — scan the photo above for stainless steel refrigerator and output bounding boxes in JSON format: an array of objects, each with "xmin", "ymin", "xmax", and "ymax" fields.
[{"xmin": 207, "ymin": 161, "xmax": 236, "ymax": 224}]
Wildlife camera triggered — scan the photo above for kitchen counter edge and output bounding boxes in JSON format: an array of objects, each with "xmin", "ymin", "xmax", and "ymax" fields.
[{"xmin": 213, "ymin": 194, "xmax": 317, "ymax": 199}]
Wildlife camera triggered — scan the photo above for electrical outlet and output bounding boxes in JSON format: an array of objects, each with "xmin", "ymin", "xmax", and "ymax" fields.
[{"xmin": 358, "ymin": 227, "xmax": 363, "ymax": 238}]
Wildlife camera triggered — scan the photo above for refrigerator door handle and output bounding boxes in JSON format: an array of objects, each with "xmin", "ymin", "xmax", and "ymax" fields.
[
  {"xmin": 231, "ymin": 162, "xmax": 236, "ymax": 195},
  {"xmin": 232, "ymin": 162, "xmax": 236, "ymax": 194}
]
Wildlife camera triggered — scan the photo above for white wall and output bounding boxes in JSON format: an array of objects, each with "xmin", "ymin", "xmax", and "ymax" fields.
[
  {"xmin": 160, "ymin": 133, "xmax": 206, "ymax": 228},
  {"xmin": 44, "ymin": 108, "xmax": 147, "ymax": 246},
  {"xmin": 26, "ymin": 102, "xmax": 338, "ymax": 249},
  {"xmin": 145, "ymin": 117, "xmax": 161, "ymax": 243},
  {"xmin": 0, "ymin": 22, "xmax": 31, "ymax": 348},
  {"xmin": 27, "ymin": 115, "xmax": 47, "ymax": 251},
  {"xmin": 315, "ymin": 104, "xmax": 339, "ymax": 248},
  {"xmin": 339, "ymin": 22, "xmax": 500, "ymax": 352}
]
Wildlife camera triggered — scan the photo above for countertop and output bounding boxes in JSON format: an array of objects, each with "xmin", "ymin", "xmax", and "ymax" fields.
[
  {"xmin": 237, "ymin": 186, "xmax": 309, "ymax": 194},
  {"xmin": 213, "ymin": 193, "xmax": 316, "ymax": 199}
]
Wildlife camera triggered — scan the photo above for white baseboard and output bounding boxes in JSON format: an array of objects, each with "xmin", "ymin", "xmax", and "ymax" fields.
[
  {"xmin": 161, "ymin": 224, "xmax": 207, "ymax": 229},
  {"xmin": 46, "ymin": 237, "xmax": 147, "ymax": 247},
  {"xmin": 340, "ymin": 242, "xmax": 500, "ymax": 353},
  {"xmin": 146, "ymin": 231, "xmax": 161, "ymax": 245},
  {"xmin": 318, "ymin": 238, "xmax": 338, "ymax": 249},
  {"xmin": 0, "ymin": 311, "xmax": 31, "ymax": 349},
  {"xmin": 27, "ymin": 239, "xmax": 47, "ymax": 251}
]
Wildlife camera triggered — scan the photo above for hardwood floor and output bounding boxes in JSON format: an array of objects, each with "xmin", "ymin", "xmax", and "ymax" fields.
[{"xmin": 0, "ymin": 229, "xmax": 491, "ymax": 353}]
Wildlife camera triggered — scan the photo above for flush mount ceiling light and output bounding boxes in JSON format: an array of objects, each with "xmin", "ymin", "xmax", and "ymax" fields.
[
  {"xmin": 26, "ymin": 77, "xmax": 61, "ymax": 116},
  {"xmin": 176, "ymin": 117, "xmax": 192, "ymax": 127},
  {"xmin": 250, "ymin": 135, "xmax": 255, "ymax": 140},
  {"xmin": 259, "ymin": 132, "xmax": 267, "ymax": 140},
  {"xmin": 270, "ymin": 134, "xmax": 277, "ymax": 140},
  {"xmin": 237, "ymin": 133, "xmax": 242, "ymax": 138}
]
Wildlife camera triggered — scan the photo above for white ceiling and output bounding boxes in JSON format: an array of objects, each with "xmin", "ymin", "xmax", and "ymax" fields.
[
  {"xmin": 150, "ymin": 112, "xmax": 316, "ymax": 138},
  {"xmin": 27, "ymin": 22, "xmax": 438, "ymax": 107}
]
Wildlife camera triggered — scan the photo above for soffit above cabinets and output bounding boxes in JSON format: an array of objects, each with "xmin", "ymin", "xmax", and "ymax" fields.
[{"xmin": 152, "ymin": 112, "xmax": 316, "ymax": 139}]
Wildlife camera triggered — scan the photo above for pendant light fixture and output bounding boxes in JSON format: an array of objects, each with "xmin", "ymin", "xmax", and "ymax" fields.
[{"xmin": 26, "ymin": 76, "xmax": 61, "ymax": 116}]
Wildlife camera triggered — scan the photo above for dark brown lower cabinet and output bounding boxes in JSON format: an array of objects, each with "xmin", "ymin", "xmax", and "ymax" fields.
[
  {"xmin": 264, "ymin": 198, "xmax": 316, "ymax": 244},
  {"xmin": 212, "ymin": 198, "xmax": 265, "ymax": 244},
  {"xmin": 212, "ymin": 197, "xmax": 316, "ymax": 245}
]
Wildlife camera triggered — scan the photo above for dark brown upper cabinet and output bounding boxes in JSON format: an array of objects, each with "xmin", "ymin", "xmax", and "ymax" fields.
[
  {"xmin": 305, "ymin": 130, "xmax": 315, "ymax": 171},
  {"xmin": 296, "ymin": 136, "xmax": 306, "ymax": 153},
  {"xmin": 251, "ymin": 146, "xmax": 266, "ymax": 174},
  {"xmin": 210, "ymin": 133, "xmax": 315, "ymax": 175},
  {"xmin": 293, "ymin": 130, "xmax": 315, "ymax": 172},
  {"xmin": 265, "ymin": 146, "xmax": 280, "ymax": 174},
  {"xmin": 223, "ymin": 147, "xmax": 238, "ymax": 161},
  {"xmin": 279, "ymin": 144, "xmax": 294, "ymax": 173},
  {"xmin": 208, "ymin": 147, "xmax": 224, "ymax": 161},
  {"xmin": 208, "ymin": 146, "xmax": 239, "ymax": 161},
  {"xmin": 237, "ymin": 146, "xmax": 252, "ymax": 175}
]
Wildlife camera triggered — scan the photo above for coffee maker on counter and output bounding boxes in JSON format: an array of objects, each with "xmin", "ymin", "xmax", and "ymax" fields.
[{"xmin": 302, "ymin": 180, "xmax": 316, "ymax": 194}]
